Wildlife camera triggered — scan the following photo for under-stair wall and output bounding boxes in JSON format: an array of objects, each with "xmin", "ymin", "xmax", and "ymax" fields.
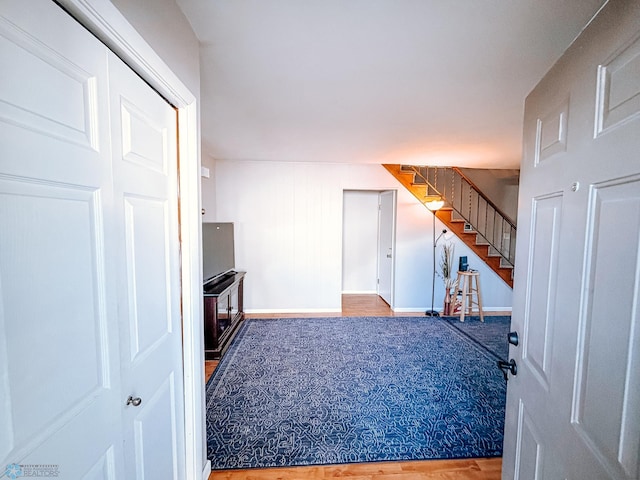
[{"xmin": 383, "ymin": 164, "xmax": 516, "ymax": 288}]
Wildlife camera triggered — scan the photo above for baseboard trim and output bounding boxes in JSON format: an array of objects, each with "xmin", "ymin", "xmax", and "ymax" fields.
[
  {"xmin": 202, "ymin": 460, "xmax": 211, "ymax": 480},
  {"xmin": 392, "ymin": 307, "xmax": 513, "ymax": 314},
  {"xmin": 245, "ymin": 308, "xmax": 342, "ymax": 314},
  {"xmin": 246, "ymin": 307, "xmax": 512, "ymax": 315},
  {"xmin": 392, "ymin": 307, "xmax": 436, "ymax": 313}
]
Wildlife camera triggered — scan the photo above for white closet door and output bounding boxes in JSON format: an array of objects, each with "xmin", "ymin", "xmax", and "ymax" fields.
[
  {"xmin": 0, "ymin": 1, "xmax": 124, "ymax": 478},
  {"xmin": 108, "ymin": 54, "xmax": 185, "ymax": 480},
  {"xmin": 0, "ymin": 1, "xmax": 185, "ymax": 478}
]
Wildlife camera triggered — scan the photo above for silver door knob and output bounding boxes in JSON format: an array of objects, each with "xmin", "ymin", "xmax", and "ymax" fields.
[{"xmin": 126, "ymin": 395, "xmax": 142, "ymax": 407}]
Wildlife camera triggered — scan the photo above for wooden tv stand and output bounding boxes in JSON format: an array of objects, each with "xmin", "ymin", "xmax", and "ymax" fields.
[{"xmin": 203, "ymin": 271, "xmax": 246, "ymax": 359}]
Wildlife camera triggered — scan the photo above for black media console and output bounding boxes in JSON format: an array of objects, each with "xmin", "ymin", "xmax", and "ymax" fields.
[{"xmin": 203, "ymin": 271, "xmax": 245, "ymax": 359}]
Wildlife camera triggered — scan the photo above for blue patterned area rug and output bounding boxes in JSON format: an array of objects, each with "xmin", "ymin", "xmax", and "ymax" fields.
[
  {"xmin": 206, "ymin": 316, "xmax": 509, "ymax": 469},
  {"xmin": 441, "ymin": 315, "xmax": 511, "ymax": 361}
]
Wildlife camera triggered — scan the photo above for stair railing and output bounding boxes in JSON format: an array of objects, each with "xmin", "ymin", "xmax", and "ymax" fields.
[{"xmin": 406, "ymin": 166, "xmax": 516, "ymax": 267}]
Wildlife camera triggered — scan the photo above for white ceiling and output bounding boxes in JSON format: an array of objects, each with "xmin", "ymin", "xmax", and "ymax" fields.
[{"xmin": 177, "ymin": 0, "xmax": 606, "ymax": 169}]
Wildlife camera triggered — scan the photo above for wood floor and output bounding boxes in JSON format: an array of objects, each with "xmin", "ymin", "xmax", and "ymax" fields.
[
  {"xmin": 208, "ymin": 458, "xmax": 502, "ymax": 479},
  {"xmin": 206, "ymin": 294, "xmax": 503, "ymax": 480}
]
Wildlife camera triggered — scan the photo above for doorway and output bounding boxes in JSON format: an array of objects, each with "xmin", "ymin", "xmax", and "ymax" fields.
[{"xmin": 341, "ymin": 190, "xmax": 397, "ymax": 307}]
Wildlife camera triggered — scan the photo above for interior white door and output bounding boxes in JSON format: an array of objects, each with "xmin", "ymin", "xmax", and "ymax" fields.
[
  {"xmin": 503, "ymin": 2, "xmax": 640, "ymax": 479},
  {"xmin": 377, "ymin": 190, "xmax": 396, "ymax": 306},
  {"xmin": 0, "ymin": 1, "xmax": 125, "ymax": 478},
  {"xmin": 108, "ymin": 55, "xmax": 185, "ymax": 480}
]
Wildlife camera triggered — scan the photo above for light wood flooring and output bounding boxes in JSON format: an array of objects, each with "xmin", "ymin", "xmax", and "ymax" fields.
[
  {"xmin": 208, "ymin": 458, "xmax": 502, "ymax": 479},
  {"xmin": 206, "ymin": 294, "xmax": 503, "ymax": 480}
]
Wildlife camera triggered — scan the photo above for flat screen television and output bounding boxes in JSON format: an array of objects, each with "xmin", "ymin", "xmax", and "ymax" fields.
[{"xmin": 202, "ymin": 222, "xmax": 235, "ymax": 285}]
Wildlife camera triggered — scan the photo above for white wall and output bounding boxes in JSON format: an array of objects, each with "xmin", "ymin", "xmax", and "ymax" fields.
[
  {"xmin": 459, "ymin": 168, "xmax": 519, "ymax": 224},
  {"xmin": 201, "ymin": 154, "xmax": 217, "ymax": 221},
  {"xmin": 216, "ymin": 162, "xmax": 344, "ymax": 312},
  {"xmin": 342, "ymin": 191, "xmax": 379, "ymax": 293},
  {"xmin": 215, "ymin": 160, "xmax": 512, "ymax": 313},
  {"xmin": 109, "ymin": 0, "xmax": 200, "ymax": 99}
]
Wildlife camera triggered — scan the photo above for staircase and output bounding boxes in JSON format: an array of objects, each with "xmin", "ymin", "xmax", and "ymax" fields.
[{"xmin": 383, "ymin": 164, "xmax": 515, "ymax": 288}]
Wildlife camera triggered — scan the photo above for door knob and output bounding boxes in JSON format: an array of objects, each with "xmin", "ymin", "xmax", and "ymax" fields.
[
  {"xmin": 508, "ymin": 331, "xmax": 519, "ymax": 346},
  {"xmin": 497, "ymin": 359, "xmax": 517, "ymax": 381},
  {"xmin": 126, "ymin": 395, "xmax": 142, "ymax": 407}
]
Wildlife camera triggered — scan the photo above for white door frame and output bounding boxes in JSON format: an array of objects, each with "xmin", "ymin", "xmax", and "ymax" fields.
[{"xmin": 56, "ymin": 1, "xmax": 205, "ymax": 478}]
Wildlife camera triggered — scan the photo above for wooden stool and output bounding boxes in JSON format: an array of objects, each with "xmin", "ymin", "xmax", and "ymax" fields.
[{"xmin": 455, "ymin": 270, "xmax": 484, "ymax": 322}]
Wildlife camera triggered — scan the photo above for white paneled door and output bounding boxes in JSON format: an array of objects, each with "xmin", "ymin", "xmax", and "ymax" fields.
[
  {"xmin": 0, "ymin": 1, "xmax": 185, "ymax": 478},
  {"xmin": 109, "ymin": 51, "xmax": 185, "ymax": 480},
  {"xmin": 503, "ymin": 1, "xmax": 640, "ymax": 479},
  {"xmin": 377, "ymin": 190, "xmax": 396, "ymax": 306}
]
